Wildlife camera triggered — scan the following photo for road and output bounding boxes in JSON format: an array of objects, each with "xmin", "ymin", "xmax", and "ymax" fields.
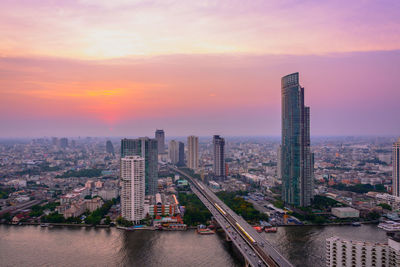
[{"xmin": 170, "ymin": 166, "xmax": 293, "ymax": 267}]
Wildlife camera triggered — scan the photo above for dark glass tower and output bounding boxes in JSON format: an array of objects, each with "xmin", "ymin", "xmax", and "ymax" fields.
[
  {"xmin": 213, "ymin": 135, "xmax": 226, "ymax": 179},
  {"xmin": 106, "ymin": 140, "xmax": 114, "ymax": 154},
  {"xmin": 281, "ymin": 73, "xmax": 314, "ymax": 207},
  {"xmin": 121, "ymin": 137, "xmax": 158, "ymax": 195},
  {"xmin": 178, "ymin": 142, "xmax": 185, "ymax": 167},
  {"xmin": 155, "ymin": 129, "xmax": 165, "ymax": 154}
]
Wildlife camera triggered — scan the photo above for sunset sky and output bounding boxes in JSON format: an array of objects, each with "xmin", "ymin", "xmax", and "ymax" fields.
[{"xmin": 1, "ymin": 0, "xmax": 399, "ymax": 137}]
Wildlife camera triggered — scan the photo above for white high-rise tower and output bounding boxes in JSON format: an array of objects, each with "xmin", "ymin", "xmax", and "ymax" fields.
[{"xmin": 120, "ymin": 156, "xmax": 145, "ymax": 223}]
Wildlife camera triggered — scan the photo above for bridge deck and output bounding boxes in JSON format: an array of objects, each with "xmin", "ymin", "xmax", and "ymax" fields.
[{"xmin": 170, "ymin": 166, "xmax": 293, "ymax": 267}]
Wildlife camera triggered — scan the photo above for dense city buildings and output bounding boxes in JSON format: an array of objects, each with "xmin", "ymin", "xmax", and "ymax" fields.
[
  {"xmin": 281, "ymin": 72, "xmax": 314, "ymax": 207},
  {"xmin": 326, "ymin": 236, "xmax": 400, "ymax": 267},
  {"xmin": 168, "ymin": 140, "xmax": 179, "ymax": 164},
  {"xmin": 155, "ymin": 129, "xmax": 165, "ymax": 154},
  {"xmin": 178, "ymin": 142, "xmax": 185, "ymax": 167},
  {"xmin": 120, "ymin": 156, "xmax": 145, "ymax": 224},
  {"xmin": 213, "ymin": 135, "xmax": 226, "ymax": 180},
  {"xmin": 106, "ymin": 140, "xmax": 114, "ymax": 154},
  {"xmin": 120, "ymin": 138, "xmax": 158, "ymax": 195},
  {"xmin": 187, "ymin": 136, "xmax": 199, "ymax": 170},
  {"xmin": 393, "ymin": 138, "xmax": 400, "ymax": 197},
  {"xmin": 59, "ymin": 138, "xmax": 68, "ymax": 149}
]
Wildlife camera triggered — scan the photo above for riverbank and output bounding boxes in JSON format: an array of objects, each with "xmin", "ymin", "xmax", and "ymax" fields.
[
  {"xmin": 0, "ymin": 221, "xmax": 109, "ymax": 228},
  {"xmin": 276, "ymin": 220, "xmax": 379, "ymax": 227}
]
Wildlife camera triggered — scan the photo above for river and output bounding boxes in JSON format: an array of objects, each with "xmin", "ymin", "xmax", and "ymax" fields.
[{"xmin": 0, "ymin": 224, "xmax": 388, "ymax": 267}]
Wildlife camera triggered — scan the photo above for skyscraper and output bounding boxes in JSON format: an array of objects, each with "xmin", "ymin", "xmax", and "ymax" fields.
[
  {"xmin": 213, "ymin": 135, "xmax": 225, "ymax": 179},
  {"xmin": 281, "ymin": 72, "xmax": 314, "ymax": 207},
  {"xmin": 178, "ymin": 142, "xmax": 185, "ymax": 167},
  {"xmin": 59, "ymin": 138, "xmax": 68, "ymax": 149},
  {"xmin": 106, "ymin": 140, "xmax": 114, "ymax": 154},
  {"xmin": 155, "ymin": 129, "xmax": 165, "ymax": 154},
  {"xmin": 121, "ymin": 137, "xmax": 158, "ymax": 195},
  {"xmin": 187, "ymin": 136, "xmax": 198, "ymax": 170},
  {"xmin": 393, "ymin": 138, "xmax": 400, "ymax": 197},
  {"xmin": 120, "ymin": 156, "xmax": 145, "ymax": 224},
  {"xmin": 277, "ymin": 145, "xmax": 282, "ymax": 180},
  {"xmin": 168, "ymin": 140, "xmax": 179, "ymax": 164}
]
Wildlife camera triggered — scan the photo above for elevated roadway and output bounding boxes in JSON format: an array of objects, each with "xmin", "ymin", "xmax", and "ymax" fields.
[{"xmin": 169, "ymin": 166, "xmax": 293, "ymax": 267}]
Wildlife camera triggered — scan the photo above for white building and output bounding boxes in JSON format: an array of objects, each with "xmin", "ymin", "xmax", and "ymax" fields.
[
  {"xmin": 121, "ymin": 156, "xmax": 145, "ymax": 223},
  {"xmin": 331, "ymin": 207, "xmax": 359, "ymax": 218},
  {"xmin": 376, "ymin": 193, "xmax": 400, "ymax": 211},
  {"xmin": 187, "ymin": 136, "xmax": 199, "ymax": 170},
  {"xmin": 326, "ymin": 236, "xmax": 400, "ymax": 267},
  {"xmin": 393, "ymin": 138, "xmax": 400, "ymax": 197},
  {"xmin": 168, "ymin": 140, "xmax": 179, "ymax": 164}
]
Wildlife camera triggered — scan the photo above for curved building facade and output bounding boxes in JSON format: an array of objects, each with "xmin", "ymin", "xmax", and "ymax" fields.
[{"xmin": 281, "ymin": 72, "xmax": 314, "ymax": 207}]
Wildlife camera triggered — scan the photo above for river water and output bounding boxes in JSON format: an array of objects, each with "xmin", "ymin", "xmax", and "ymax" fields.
[{"xmin": 0, "ymin": 224, "xmax": 388, "ymax": 267}]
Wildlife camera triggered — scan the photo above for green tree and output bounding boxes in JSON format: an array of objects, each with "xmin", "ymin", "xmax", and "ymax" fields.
[{"xmin": 377, "ymin": 203, "xmax": 392, "ymax": 210}]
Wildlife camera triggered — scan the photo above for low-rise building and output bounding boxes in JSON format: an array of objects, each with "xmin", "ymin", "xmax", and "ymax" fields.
[
  {"xmin": 376, "ymin": 194, "xmax": 400, "ymax": 211},
  {"xmin": 332, "ymin": 207, "xmax": 360, "ymax": 218}
]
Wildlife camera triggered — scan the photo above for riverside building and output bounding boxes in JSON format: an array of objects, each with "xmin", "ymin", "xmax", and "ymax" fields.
[
  {"xmin": 120, "ymin": 156, "xmax": 145, "ymax": 224},
  {"xmin": 281, "ymin": 72, "xmax": 314, "ymax": 207},
  {"xmin": 326, "ymin": 236, "xmax": 400, "ymax": 267}
]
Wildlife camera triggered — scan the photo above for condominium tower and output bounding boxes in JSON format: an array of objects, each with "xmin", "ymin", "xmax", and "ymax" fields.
[
  {"xmin": 155, "ymin": 129, "xmax": 165, "ymax": 154},
  {"xmin": 121, "ymin": 137, "xmax": 158, "ymax": 195},
  {"xmin": 281, "ymin": 72, "xmax": 314, "ymax": 207},
  {"xmin": 168, "ymin": 140, "xmax": 179, "ymax": 164},
  {"xmin": 213, "ymin": 135, "xmax": 226, "ymax": 179},
  {"xmin": 178, "ymin": 142, "xmax": 185, "ymax": 167},
  {"xmin": 120, "ymin": 156, "xmax": 145, "ymax": 224},
  {"xmin": 187, "ymin": 136, "xmax": 198, "ymax": 170},
  {"xmin": 393, "ymin": 138, "xmax": 400, "ymax": 197}
]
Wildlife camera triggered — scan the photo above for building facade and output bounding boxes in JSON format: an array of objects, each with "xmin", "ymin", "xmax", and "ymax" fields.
[
  {"xmin": 178, "ymin": 142, "xmax": 185, "ymax": 167},
  {"xmin": 121, "ymin": 156, "xmax": 145, "ymax": 223},
  {"xmin": 106, "ymin": 140, "xmax": 114, "ymax": 154},
  {"xmin": 121, "ymin": 137, "xmax": 158, "ymax": 195},
  {"xmin": 187, "ymin": 136, "xmax": 199, "ymax": 170},
  {"xmin": 326, "ymin": 236, "xmax": 400, "ymax": 267},
  {"xmin": 155, "ymin": 129, "xmax": 165, "ymax": 154},
  {"xmin": 393, "ymin": 138, "xmax": 400, "ymax": 197},
  {"xmin": 168, "ymin": 140, "xmax": 179, "ymax": 164},
  {"xmin": 281, "ymin": 72, "xmax": 314, "ymax": 207},
  {"xmin": 213, "ymin": 135, "xmax": 226, "ymax": 179}
]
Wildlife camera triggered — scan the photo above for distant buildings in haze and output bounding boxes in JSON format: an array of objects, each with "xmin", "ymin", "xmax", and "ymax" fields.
[
  {"xmin": 168, "ymin": 140, "xmax": 179, "ymax": 164},
  {"xmin": 178, "ymin": 142, "xmax": 185, "ymax": 167},
  {"xmin": 187, "ymin": 136, "xmax": 199, "ymax": 170},
  {"xmin": 213, "ymin": 135, "xmax": 226, "ymax": 179},
  {"xmin": 155, "ymin": 129, "xmax": 165, "ymax": 154},
  {"xmin": 106, "ymin": 140, "xmax": 114, "ymax": 154},
  {"xmin": 281, "ymin": 72, "xmax": 314, "ymax": 207}
]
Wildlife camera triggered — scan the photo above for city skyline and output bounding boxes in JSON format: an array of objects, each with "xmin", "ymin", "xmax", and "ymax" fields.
[{"xmin": 1, "ymin": 1, "xmax": 400, "ymax": 137}]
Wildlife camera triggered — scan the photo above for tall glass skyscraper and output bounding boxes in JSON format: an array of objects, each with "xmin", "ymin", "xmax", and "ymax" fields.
[
  {"xmin": 393, "ymin": 138, "xmax": 400, "ymax": 197},
  {"xmin": 281, "ymin": 72, "xmax": 314, "ymax": 207},
  {"xmin": 213, "ymin": 135, "xmax": 226, "ymax": 179},
  {"xmin": 121, "ymin": 137, "xmax": 158, "ymax": 195}
]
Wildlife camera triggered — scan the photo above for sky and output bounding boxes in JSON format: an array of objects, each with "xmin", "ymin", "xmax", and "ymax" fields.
[{"xmin": 0, "ymin": 0, "xmax": 399, "ymax": 137}]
